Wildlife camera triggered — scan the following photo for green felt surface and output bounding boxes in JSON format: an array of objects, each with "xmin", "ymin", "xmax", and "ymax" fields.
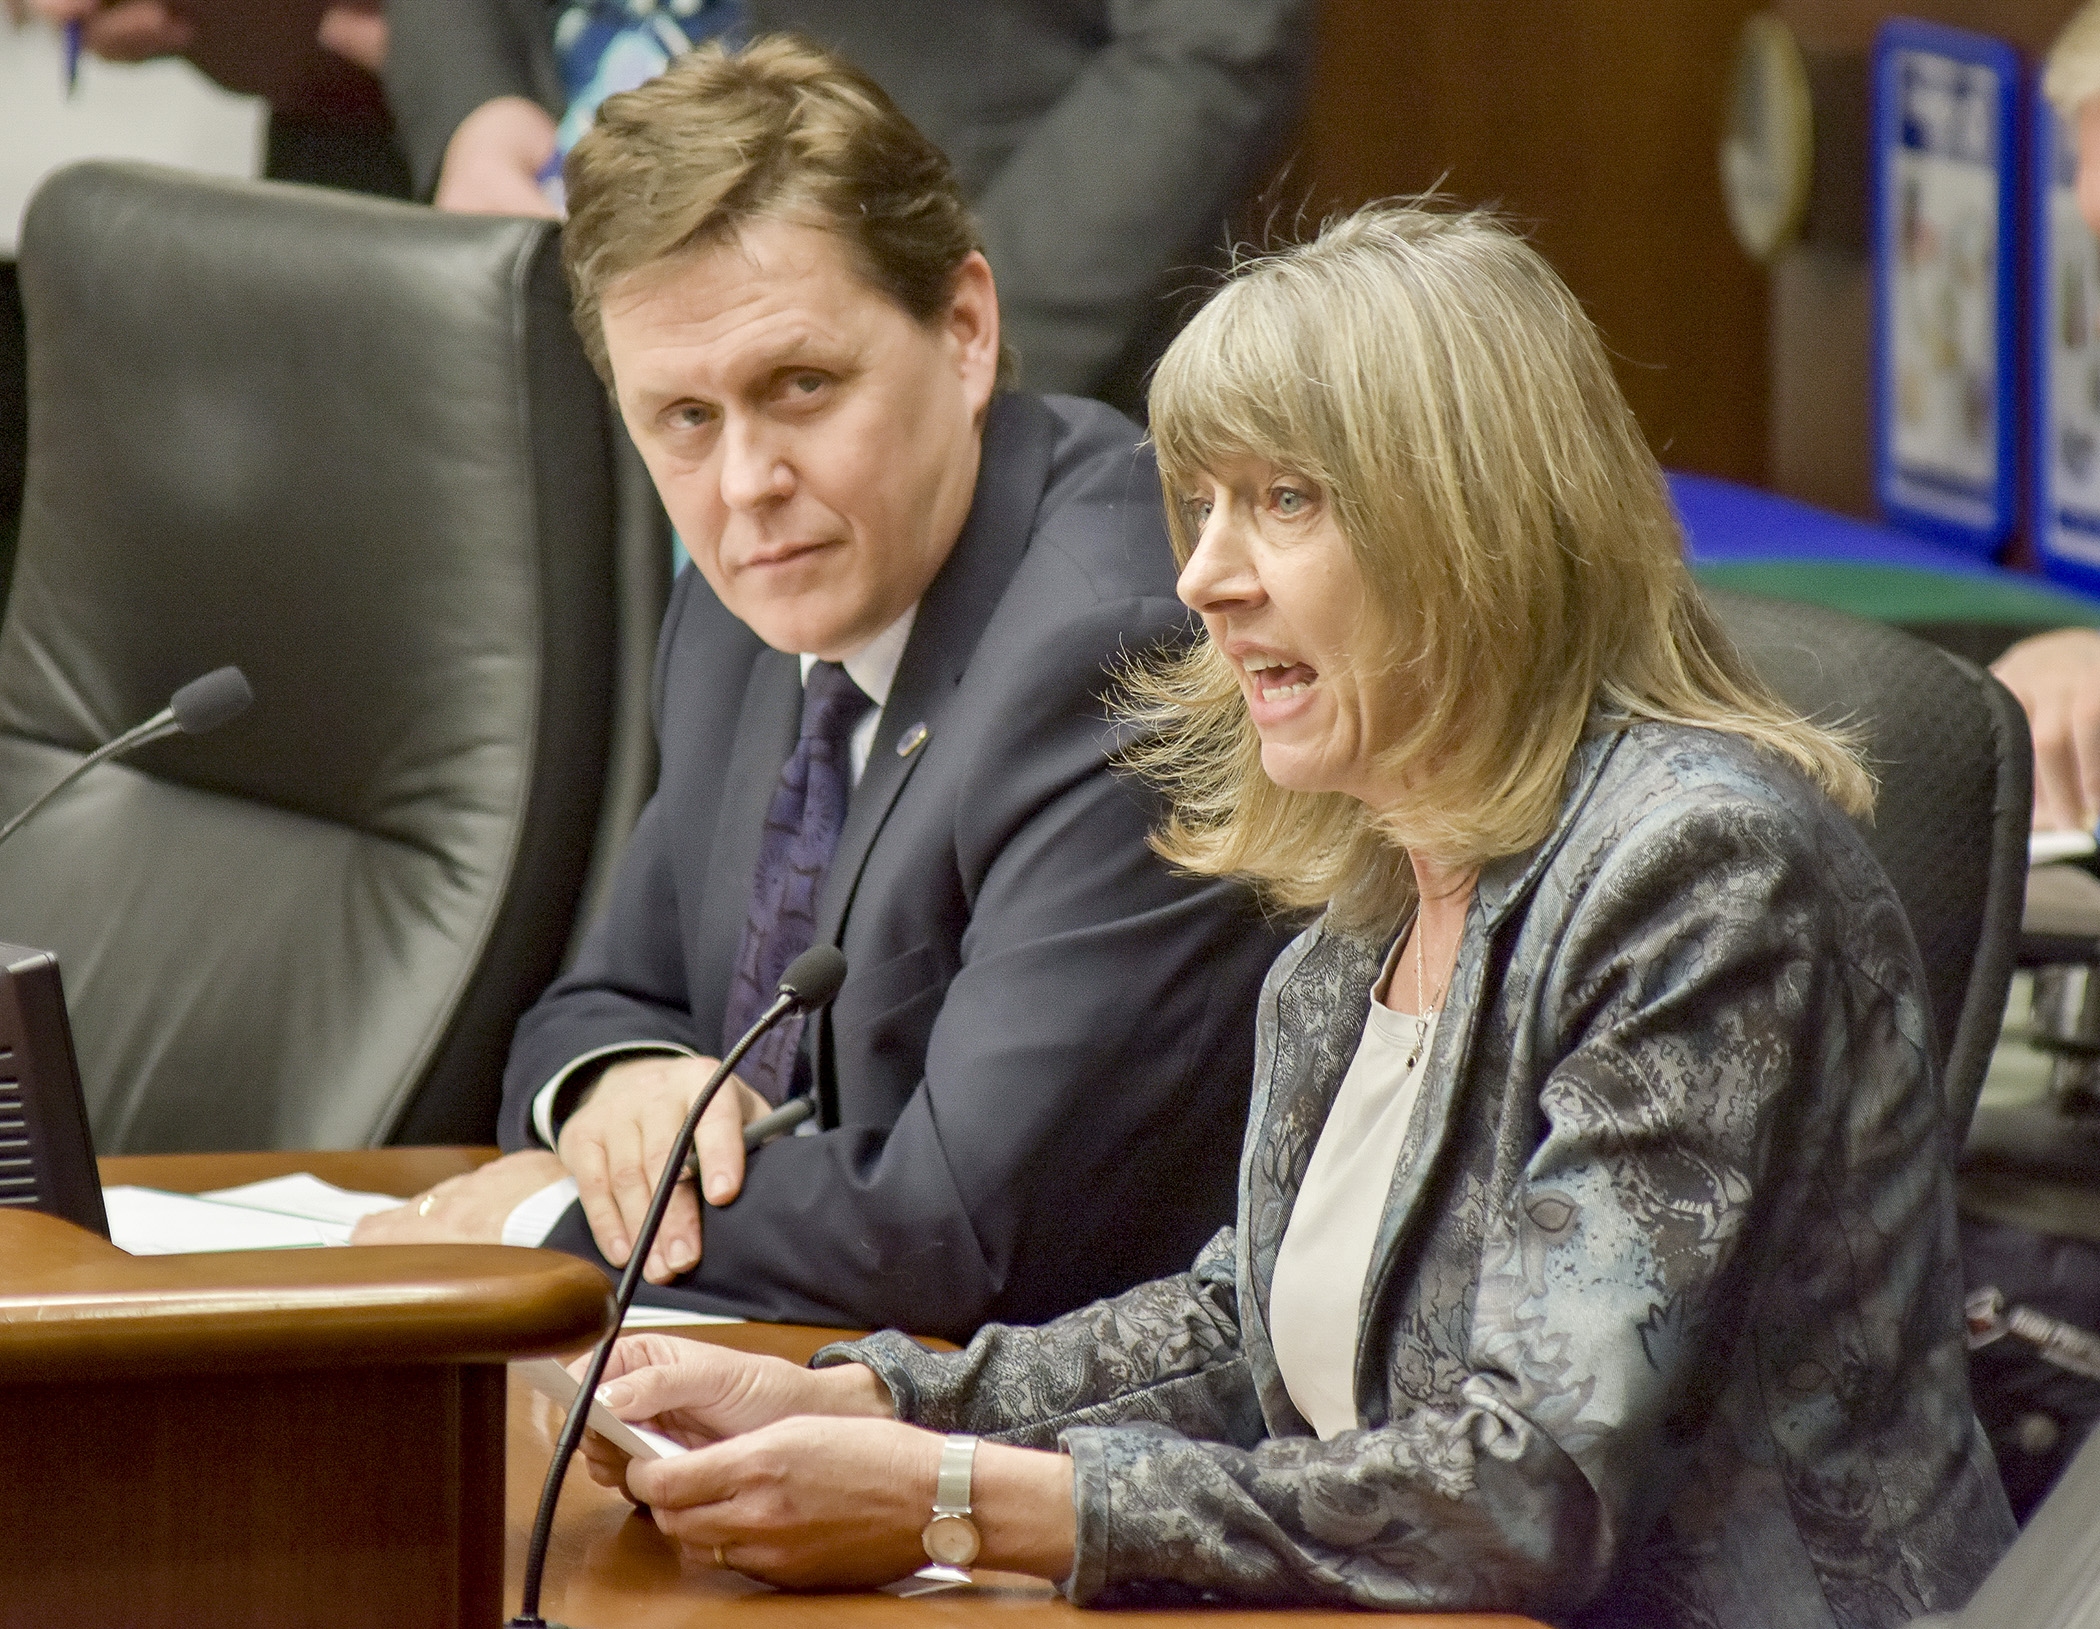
[{"xmin": 1693, "ymin": 561, "xmax": 2100, "ymax": 629}]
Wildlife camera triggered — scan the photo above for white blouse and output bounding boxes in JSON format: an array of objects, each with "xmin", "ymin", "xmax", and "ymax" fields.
[{"xmin": 1267, "ymin": 966, "xmax": 1439, "ymax": 1441}]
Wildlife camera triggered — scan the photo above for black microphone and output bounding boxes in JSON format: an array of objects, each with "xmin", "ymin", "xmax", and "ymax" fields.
[
  {"xmin": 0, "ymin": 666, "xmax": 254, "ymax": 850},
  {"xmin": 167, "ymin": 666, "xmax": 254, "ymax": 735},
  {"xmin": 510, "ymin": 942, "xmax": 848, "ymax": 1629}
]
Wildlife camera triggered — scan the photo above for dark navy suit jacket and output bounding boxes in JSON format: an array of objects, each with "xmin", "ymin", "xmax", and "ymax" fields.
[{"xmin": 501, "ymin": 393, "xmax": 1288, "ymax": 1337}]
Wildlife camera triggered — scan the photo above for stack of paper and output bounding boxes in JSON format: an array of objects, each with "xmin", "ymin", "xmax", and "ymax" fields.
[
  {"xmin": 99, "ymin": 1174, "xmax": 745, "ymax": 1326},
  {"xmin": 103, "ymin": 1173, "xmax": 403, "ymax": 1254}
]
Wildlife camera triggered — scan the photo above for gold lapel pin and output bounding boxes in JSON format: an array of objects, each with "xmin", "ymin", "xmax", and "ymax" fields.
[{"xmin": 896, "ymin": 722, "xmax": 930, "ymax": 758}]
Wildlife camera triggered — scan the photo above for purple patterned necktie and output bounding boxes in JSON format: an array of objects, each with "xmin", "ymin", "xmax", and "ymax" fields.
[{"xmin": 720, "ymin": 661, "xmax": 872, "ymax": 1101}]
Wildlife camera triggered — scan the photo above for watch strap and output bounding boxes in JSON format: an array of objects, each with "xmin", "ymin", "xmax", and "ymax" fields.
[{"xmin": 932, "ymin": 1434, "xmax": 977, "ymax": 1515}]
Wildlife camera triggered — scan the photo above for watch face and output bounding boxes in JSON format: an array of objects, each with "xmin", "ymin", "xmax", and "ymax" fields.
[{"xmin": 922, "ymin": 1513, "xmax": 981, "ymax": 1567}]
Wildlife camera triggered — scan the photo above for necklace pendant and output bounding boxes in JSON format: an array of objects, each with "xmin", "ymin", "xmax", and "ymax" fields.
[{"xmin": 1402, "ymin": 1007, "xmax": 1432, "ymax": 1073}]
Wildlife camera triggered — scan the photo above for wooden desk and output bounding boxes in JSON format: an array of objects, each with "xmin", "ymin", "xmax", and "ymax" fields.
[
  {"xmin": 4, "ymin": 1149, "xmax": 608, "ymax": 1629},
  {"xmin": 103, "ymin": 1149, "xmax": 1546, "ymax": 1629}
]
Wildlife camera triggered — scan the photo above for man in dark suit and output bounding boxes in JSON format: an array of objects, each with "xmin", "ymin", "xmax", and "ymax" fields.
[
  {"xmin": 380, "ymin": 0, "xmax": 1308, "ymax": 410},
  {"xmin": 354, "ymin": 38, "xmax": 1284, "ymax": 1338}
]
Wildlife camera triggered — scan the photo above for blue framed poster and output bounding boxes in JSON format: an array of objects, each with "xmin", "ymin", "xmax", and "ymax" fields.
[
  {"xmin": 2031, "ymin": 93, "xmax": 2100, "ymax": 592},
  {"xmin": 1873, "ymin": 18, "xmax": 2023, "ymax": 555}
]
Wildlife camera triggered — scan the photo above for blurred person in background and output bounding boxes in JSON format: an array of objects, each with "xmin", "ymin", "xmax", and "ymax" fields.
[
  {"xmin": 381, "ymin": 0, "xmax": 1310, "ymax": 412},
  {"xmin": 1981, "ymin": 3, "xmax": 2100, "ymax": 834}
]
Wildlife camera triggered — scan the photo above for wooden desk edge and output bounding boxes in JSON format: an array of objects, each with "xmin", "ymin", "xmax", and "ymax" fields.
[
  {"xmin": 0, "ymin": 1208, "xmax": 612, "ymax": 1380},
  {"xmin": 99, "ymin": 1144, "xmax": 502, "ymax": 1197}
]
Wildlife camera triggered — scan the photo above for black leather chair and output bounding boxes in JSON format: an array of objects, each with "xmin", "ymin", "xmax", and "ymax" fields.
[
  {"xmin": 1705, "ymin": 588, "xmax": 2032, "ymax": 1133},
  {"xmin": 0, "ymin": 160, "xmax": 654, "ymax": 1151}
]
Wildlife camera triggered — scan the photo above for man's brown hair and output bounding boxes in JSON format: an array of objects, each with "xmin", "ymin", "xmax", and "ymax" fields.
[{"xmin": 561, "ymin": 35, "xmax": 996, "ymax": 384}]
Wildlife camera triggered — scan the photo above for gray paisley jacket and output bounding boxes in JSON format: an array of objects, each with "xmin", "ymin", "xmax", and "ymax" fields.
[{"xmin": 822, "ymin": 722, "xmax": 2014, "ymax": 1624}]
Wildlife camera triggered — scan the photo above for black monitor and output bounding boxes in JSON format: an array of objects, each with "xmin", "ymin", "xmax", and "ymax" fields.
[{"xmin": 0, "ymin": 942, "xmax": 107, "ymax": 1238}]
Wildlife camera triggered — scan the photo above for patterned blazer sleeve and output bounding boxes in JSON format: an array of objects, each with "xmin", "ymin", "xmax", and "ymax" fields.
[
  {"xmin": 1048, "ymin": 787, "xmax": 1957, "ymax": 1614},
  {"xmin": 812, "ymin": 1228, "xmax": 1265, "ymax": 1452}
]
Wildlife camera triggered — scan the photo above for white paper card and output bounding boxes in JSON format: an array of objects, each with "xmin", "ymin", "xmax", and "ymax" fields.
[
  {"xmin": 513, "ymin": 1356, "xmax": 685, "ymax": 1460},
  {"xmin": 620, "ymin": 1304, "xmax": 745, "ymax": 1328},
  {"xmin": 200, "ymin": 1173, "xmax": 409, "ymax": 1226},
  {"xmin": 104, "ymin": 1185, "xmax": 344, "ymax": 1253}
]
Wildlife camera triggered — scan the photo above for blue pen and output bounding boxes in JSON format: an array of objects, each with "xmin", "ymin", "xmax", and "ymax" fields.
[{"xmin": 62, "ymin": 19, "xmax": 82, "ymax": 98}]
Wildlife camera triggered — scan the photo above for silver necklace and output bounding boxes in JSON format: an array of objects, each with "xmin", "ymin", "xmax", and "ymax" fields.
[{"xmin": 1406, "ymin": 914, "xmax": 1450, "ymax": 1072}]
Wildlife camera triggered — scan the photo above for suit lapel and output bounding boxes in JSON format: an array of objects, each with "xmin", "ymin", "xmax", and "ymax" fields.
[
  {"xmin": 1345, "ymin": 906, "xmax": 1487, "ymax": 1423},
  {"xmin": 812, "ymin": 393, "xmax": 1059, "ymax": 946},
  {"xmin": 690, "ymin": 646, "xmax": 803, "ymax": 1037},
  {"xmin": 1244, "ymin": 917, "xmax": 1484, "ymax": 1437},
  {"xmin": 1346, "ymin": 729, "xmax": 1629, "ymax": 1423},
  {"xmin": 1240, "ymin": 927, "xmax": 1381, "ymax": 1433}
]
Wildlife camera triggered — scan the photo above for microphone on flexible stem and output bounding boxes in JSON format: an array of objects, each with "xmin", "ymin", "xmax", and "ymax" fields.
[
  {"xmin": 0, "ymin": 666, "xmax": 254, "ymax": 850},
  {"xmin": 509, "ymin": 942, "xmax": 849, "ymax": 1629}
]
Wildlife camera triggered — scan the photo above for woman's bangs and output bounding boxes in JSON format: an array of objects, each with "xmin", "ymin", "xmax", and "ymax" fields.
[{"xmin": 1150, "ymin": 274, "xmax": 1336, "ymax": 496}]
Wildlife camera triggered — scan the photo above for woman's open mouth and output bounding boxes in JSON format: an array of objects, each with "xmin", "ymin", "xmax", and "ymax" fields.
[{"xmin": 1245, "ymin": 654, "xmax": 1317, "ymax": 701}]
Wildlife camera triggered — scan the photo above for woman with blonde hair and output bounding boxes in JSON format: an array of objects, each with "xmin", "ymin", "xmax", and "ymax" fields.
[{"xmin": 568, "ymin": 204, "xmax": 2012, "ymax": 1625}]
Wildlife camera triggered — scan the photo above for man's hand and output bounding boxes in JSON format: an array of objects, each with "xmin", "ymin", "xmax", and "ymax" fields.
[
  {"xmin": 557, "ymin": 1054, "xmax": 770, "ymax": 1283},
  {"xmin": 20, "ymin": 0, "xmax": 192, "ymax": 61},
  {"xmin": 434, "ymin": 96, "xmax": 560, "ymax": 218},
  {"xmin": 316, "ymin": 2, "xmax": 385, "ymax": 72},
  {"xmin": 16, "ymin": 0, "xmax": 88, "ymax": 27},
  {"xmin": 348, "ymin": 1149, "xmax": 566, "ymax": 1245},
  {"xmin": 16, "ymin": 0, "xmax": 379, "ymax": 71},
  {"xmin": 1992, "ymin": 627, "xmax": 2100, "ymax": 831}
]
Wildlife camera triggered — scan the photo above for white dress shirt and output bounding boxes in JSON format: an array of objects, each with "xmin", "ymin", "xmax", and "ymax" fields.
[{"xmin": 502, "ymin": 606, "xmax": 918, "ymax": 1248}]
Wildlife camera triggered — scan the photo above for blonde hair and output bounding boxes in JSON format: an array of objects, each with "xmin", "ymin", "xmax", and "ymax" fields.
[
  {"xmin": 1125, "ymin": 204, "xmax": 1871, "ymax": 927},
  {"xmin": 561, "ymin": 35, "xmax": 1002, "ymax": 385}
]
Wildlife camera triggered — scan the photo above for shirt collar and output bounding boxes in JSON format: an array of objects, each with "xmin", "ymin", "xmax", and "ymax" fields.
[{"xmin": 797, "ymin": 603, "xmax": 917, "ymax": 709}]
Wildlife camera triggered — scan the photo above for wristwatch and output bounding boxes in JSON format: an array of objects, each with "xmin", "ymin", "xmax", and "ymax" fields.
[{"xmin": 920, "ymin": 1434, "xmax": 981, "ymax": 1568}]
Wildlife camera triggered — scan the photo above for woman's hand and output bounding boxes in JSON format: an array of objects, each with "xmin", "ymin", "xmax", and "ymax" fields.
[
  {"xmin": 573, "ymin": 1335, "xmax": 892, "ymax": 1492},
  {"xmin": 627, "ymin": 1418, "xmax": 1078, "ymax": 1589}
]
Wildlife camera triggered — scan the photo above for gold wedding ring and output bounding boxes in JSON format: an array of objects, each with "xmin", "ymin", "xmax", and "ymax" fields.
[
  {"xmin": 417, "ymin": 1194, "xmax": 436, "ymax": 1216},
  {"xmin": 713, "ymin": 1544, "xmax": 730, "ymax": 1571}
]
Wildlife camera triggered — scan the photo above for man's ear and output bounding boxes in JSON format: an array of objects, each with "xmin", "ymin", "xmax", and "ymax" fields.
[{"xmin": 946, "ymin": 251, "xmax": 1001, "ymax": 414}]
